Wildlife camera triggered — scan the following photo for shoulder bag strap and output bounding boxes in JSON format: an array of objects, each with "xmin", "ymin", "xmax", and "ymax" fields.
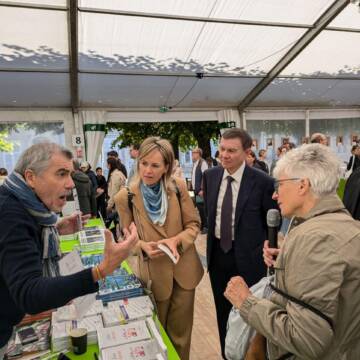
[
  {"xmin": 270, "ymin": 283, "xmax": 334, "ymax": 331},
  {"xmin": 270, "ymin": 283, "xmax": 334, "ymax": 360}
]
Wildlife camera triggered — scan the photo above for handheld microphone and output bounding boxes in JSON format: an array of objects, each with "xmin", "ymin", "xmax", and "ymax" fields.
[{"xmin": 267, "ymin": 209, "xmax": 281, "ymax": 274}]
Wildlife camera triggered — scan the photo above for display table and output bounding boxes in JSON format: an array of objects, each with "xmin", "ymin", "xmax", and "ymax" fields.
[{"xmin": 59, "ymin": 218, "xmax": 180, "ymax": 360}]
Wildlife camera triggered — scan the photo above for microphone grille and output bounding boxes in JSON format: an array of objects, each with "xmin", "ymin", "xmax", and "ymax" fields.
[{"xmin": 267, "ymin": 209, "xmax": 281, "ymax": 227}]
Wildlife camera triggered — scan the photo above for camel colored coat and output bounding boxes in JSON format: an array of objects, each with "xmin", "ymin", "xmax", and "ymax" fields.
[{"xmin": 115, "ymin": 177, "xmax": 204, "ymax": 301}]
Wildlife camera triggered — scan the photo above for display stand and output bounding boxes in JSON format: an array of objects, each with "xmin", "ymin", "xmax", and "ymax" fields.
[{"xmin": 58, "ymin": 218, "xmax": 180, "ymax": 360}]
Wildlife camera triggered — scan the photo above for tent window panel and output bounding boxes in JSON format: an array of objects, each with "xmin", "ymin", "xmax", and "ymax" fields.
[
  {"xmin": 246, "ymin": 119, "xmax": 306, "ymax": 162},
  {"xmin": 0, "ymin": 122, "xmax": 65, "ymax": 173},
  {"xmin": 310, "ymin": 118, "xmax": 360, "ymax": 162}
]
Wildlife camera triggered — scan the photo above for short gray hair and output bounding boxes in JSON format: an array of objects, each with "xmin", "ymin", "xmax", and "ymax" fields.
[
  {"xmin": 273, "ymin": 144, "xmax": 342, "ymax": 197},
  {"xmin": 15, "ymin": 142, "xmax": 73, "ymax": 176}
]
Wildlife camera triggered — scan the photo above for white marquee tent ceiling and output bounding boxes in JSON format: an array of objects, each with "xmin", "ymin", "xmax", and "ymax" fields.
[{"xmin": 0, "ymin": 0, "xmax": 359, "ymax": 110}]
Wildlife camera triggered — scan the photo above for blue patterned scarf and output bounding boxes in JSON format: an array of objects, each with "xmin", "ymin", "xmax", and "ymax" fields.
[
  {"xmin": 140, "ymin": 180, "xmax": 168, "ymax": 226},
  {"xmin": 3, "ymin": 172, "xmax": 61, "ymax": 278}
]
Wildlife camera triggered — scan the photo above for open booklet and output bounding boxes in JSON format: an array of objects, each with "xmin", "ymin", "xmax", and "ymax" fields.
[{"xmin": 157, "ymin": 244, "xmax": 178, "ymax": 264}]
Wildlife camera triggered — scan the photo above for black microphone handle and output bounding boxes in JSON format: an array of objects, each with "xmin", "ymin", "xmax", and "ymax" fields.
[
  {"xmin": 268, "ymin": 226, "xmax": 278, "ymax": 275},
  {"xmin": 268, "ymin": 226, "xmax": 278, "ymax": 249}
]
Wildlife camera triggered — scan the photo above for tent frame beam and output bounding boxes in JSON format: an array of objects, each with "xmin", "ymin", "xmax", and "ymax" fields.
[
  {"xmin": 68, "ymin": 0, "xmax": 79, "ymax": 113},
  {"xmin": 0, "ymin": 2, "xmax": 66, "ymax": 11},
  {"xmin": 78, "ymin": 6, "xmax": 360, "ymax": 34},
  {"xmin": 0, "ymin": 68, "xmax": 359, "ymax": 81},
  {"xmin": 237, "ymin": 0, "xmax": 350, "ymax": 112},
  {"xmin": 2, "ymin": 3, "xmax": 359, "ymax": 34},
  {"xmin": 78, "ymin": 7, "xmax": 311, "ymax": 29}
]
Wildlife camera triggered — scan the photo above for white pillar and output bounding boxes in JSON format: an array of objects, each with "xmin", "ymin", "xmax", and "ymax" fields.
[{"xmin": 305, "ymin": 110, "xmax": 310, "ymax": 137}]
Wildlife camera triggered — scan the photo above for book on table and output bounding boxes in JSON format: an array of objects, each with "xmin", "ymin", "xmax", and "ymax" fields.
[
  {"xmin": 102, "ymin": 296, "xmax": 154, "ymax": 327},
  {"xmin": 97, "ymin": 320, "xmax": 152, "ymax": 350}
]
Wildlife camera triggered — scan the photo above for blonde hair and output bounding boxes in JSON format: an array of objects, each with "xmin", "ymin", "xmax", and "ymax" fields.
[{"xmin": 131, "ymin": 137, "xmax": 175, "ymax": 189}]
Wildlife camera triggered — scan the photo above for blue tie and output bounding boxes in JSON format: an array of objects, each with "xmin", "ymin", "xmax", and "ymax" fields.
[{"xmin": 220, "ymin": 176, "xmax": 234, "ymax": 253}]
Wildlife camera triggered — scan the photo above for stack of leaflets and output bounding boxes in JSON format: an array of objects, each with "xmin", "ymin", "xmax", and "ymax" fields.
[
  {"xmin": 51, "ymin": 314, "xmax": 103, "ymax": 352},
  {"xmin": 146, "ymin": 318, "xmax": 167, "ymax": 360},
  {"xmin": 102, "ymin": 296, "xmax": 154, "ymax": 327},
  {"xmin": 53, "ymin": 300, "xmax": 104, "ymax": 322},
  {"xmin": 101, "ymin": 339, "xmax": 162, "ymax": 360},
  {"xmin": 6, "ymin": 320, "xmax": 51, "ymax": 359},
  {"xmin": 98, "ymin": 318, "xmax": 167, "ymax": 360},
  {"xmin": 78, "ymin": 227, "xmax": 105, "ymax": 252},
  {"xmin": 19, "ymin": 310, "xmax": 53, "ymax": 326},
  {"xmin": 97, "ymin": 320, "xmax": 152, "ymax": 350}
]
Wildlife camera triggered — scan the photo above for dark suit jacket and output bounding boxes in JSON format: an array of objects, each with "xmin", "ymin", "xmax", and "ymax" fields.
[
  {"xmin": 203, "ymin": 165, "xmax": 277, "ymax": 287},
  {"xmin": 343, "ymin": 167, "xmax": 360, "ymax": 220}
]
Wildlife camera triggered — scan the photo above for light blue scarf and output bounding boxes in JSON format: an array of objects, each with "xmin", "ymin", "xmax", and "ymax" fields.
[
  {"xmin": 140, "ymin": 180, "xmax": 168, "ymax": 226},
  {"xmin": 3, "ymin": 172, "xmax": 61, "ymax": 278}
]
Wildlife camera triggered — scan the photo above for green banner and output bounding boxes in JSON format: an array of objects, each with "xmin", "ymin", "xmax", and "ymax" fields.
[
  {"xmin": 83, "ymin": 124, "xmax": 106, "ymax": 132},
  {"xmin": 219, "ymin": 121, "xmax": 236, "ymax": 129}
]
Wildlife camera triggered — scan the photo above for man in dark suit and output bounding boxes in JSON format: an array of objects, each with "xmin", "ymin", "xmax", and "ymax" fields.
[
  {"xmin": 191, "ymin": 148, "xmax": 208, "ymax": 232},
  {"xmin": 203, "ymin": 128, "xmax": 277, "ymax": 358}
]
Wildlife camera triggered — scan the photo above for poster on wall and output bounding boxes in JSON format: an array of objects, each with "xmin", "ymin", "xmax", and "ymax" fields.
[{"xmin": 336, "ymin": 136, "xmax": 343, "ymax": 146}]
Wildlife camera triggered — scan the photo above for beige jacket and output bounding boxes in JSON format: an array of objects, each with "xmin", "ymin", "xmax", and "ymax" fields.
[
  {"xmin": 115, "ymin": 177, "xmax": 204, "ymax": 301},
  {"xmin": 240, "ymin": 194, "xmax": 360, "ymax": 360},
  {"xmin": 107, "ymin": 169, "xmax": 126, "ymax": 209}
]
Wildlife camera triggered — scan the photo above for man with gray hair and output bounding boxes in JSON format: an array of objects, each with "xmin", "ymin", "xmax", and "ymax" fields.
[
  {"xmin": 225, "ymin": 144, "xmax": 360, "ymax": 359},
  {"xmin": 0, "ymin": 143, "xmax": 138, "ymax": 359}
]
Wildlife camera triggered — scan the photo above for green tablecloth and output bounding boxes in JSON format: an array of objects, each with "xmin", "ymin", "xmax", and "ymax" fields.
[
  {"xmin": 58, "ymin": 218, "xmax": 180, "ymax": 360},
  {"xmin": 338, "ymin": 178, "xmax": 346, "ymax": 200}
]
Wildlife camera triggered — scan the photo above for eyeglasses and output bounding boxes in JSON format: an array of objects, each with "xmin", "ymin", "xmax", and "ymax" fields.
[{"xmin": 274, "ymin": 178, "xmax": 301, "ymax": 193}]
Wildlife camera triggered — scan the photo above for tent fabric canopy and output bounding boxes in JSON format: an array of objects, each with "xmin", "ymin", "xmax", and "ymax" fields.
[{"xmin": 0, "ymin": 0, "xmax": 359, "ymax": 110}]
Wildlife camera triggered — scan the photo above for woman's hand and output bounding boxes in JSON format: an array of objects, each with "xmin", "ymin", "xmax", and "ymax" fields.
[
  {"xmin": 157, "ymin": 237, "xmax": 180, "ymax": 263},
  {"xmin": 56, "ymin": 212, "xmax": 91, "ymax": 235},
  {"xmin": 263, "ymin": 240, "xmax": 280, "ymax": 267},
  {"xmin": 96, "ymin": 223, "xmax": 138, "ymax": 278},
  {"xmin": 141, "ymin": 241, "xmax": 165, "ymax": 259}
]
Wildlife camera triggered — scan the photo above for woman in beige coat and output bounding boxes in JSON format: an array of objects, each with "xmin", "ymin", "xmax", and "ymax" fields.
[
  {"xmin": 106, "ymin": 157, "xmax": 126, "ymax": 213},
  {"xmin": 115, "ymin": 137, "xmax": 204, "ymax": 360}
]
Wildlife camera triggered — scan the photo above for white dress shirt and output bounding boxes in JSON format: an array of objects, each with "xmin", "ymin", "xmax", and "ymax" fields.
[
  {"xmin": 215, "ymin": 162, "xmax": 245, "ymax": 240},
  {"xmin": 191, "ymin": 159, "xmax": 208, "ymax": 190}
]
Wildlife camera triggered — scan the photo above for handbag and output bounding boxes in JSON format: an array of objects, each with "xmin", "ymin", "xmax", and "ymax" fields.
[
  {"xmin": 225, "ymin": 274, "xmax": 334, "ymax": 360},
  {"xmin": 225, "ymin": 276, "xmax": 273, "ymax": 360},
  {"xmin": 345, "ymin": 155, "xmax": 355, "ymax": 180}
]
